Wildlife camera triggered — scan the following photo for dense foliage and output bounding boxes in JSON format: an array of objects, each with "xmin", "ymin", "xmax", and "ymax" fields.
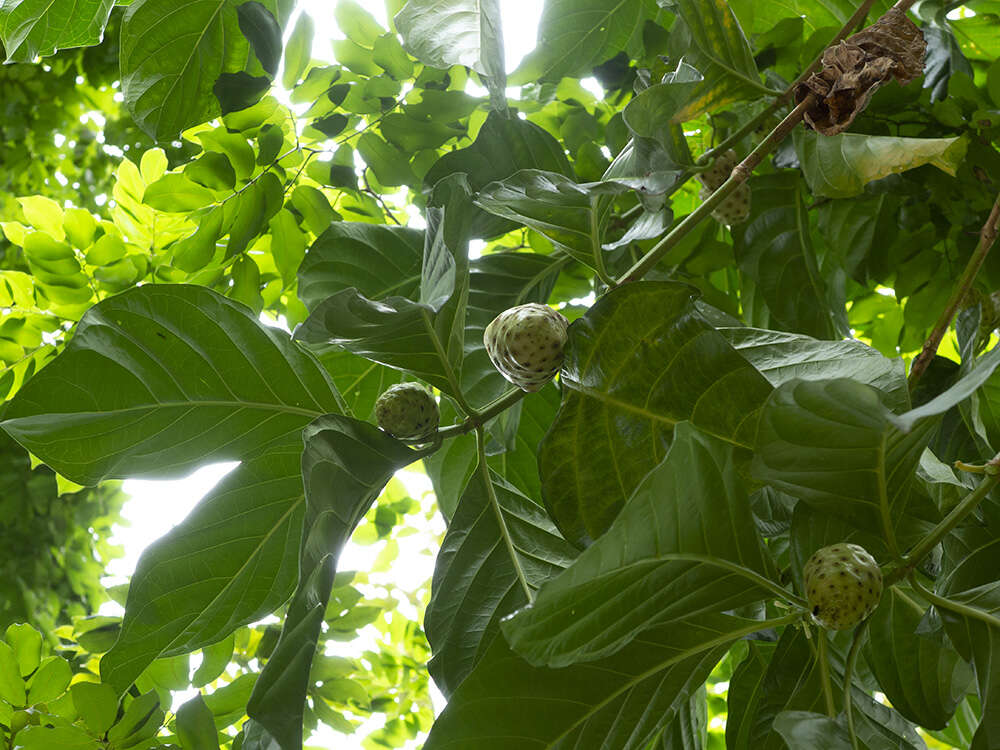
[{"xmin": 2, "ymin": 0, "xmax": 1000, "ymax": 748}]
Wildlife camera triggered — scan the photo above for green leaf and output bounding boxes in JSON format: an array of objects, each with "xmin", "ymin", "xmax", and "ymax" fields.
[
  {"xmin": 25, "ymin": 656, "xmax": 71, "ymax": 703},
  {"xmin": 295, "ymin": 176, "xmax": 470, "ymax": 397},
  {"xmin": 426, "ymin": 613, "xmax": 774, "ymax": 750},
  {"xmin": 475, "ymin": 170, "xmax": 628, "ymax": 273},
  {"xmin": 539, "ymin": 281, "xmax": 773, "ymax": 546},
  {"xmin": 70, "ymin": 682, "xmax": 119, "ymax": 735},
  {"xmin": 171, "ymin": 207, "xmax": 225, "ymax": 273},
  {"xmin": 4, "ymin": 623, "xmax": 41, "ymax": 677},
  {"xmin": 334, "ymin": 0, "xmax": 384, "ymax": 46},
  {"xmin": 226, "ymin": 172, "xmax": 283, "ymax": 257},
  {"xmin": 316, "ymin": 347, "xmax": 403, "ymax": 421},
  {"xmin": 505, "ymin": 423, "xmax": 779, "ymax": 667},
  {"xmin": 732, "ymin": 174, "xmax": 838, "ymax": 339},
  {"xmin": 372, "ymin": 33, "xmax": 414, "ymax": 80},
  {"xmin": 106, "ymin": 690, "xmax": 163, "ymax": 746},
  {"xmin": 290, "ymin": 185, "xmax": 338, "ymax": 236},
  {"xmin": 143, "ymin": 174, "xmax": 217, "ymax": 213},
  {"xmin": 864, "ymin": 586, "xmax": 974, "ymax": 729},
  {"xmin": 191, "ymin": 634, "xmax": 235, "ymax": 688},
  {"xmin": 121, "ymin": 0, "xmax": 251, "ymax": 140},
  {"xmin": 1, "ymin": 285, "xmax": 344, "ymax": 485},
  {"xmin": 512, "ymin": 0, "xmax": 645, "ymax": 84},
  {"xmin": 357, "ymin": 132, "xmax": 415, "ymax": 188},
  {"xmin": 100, "ymin": 444, "xmax": 304, "ymax": 694},
  {"xmin": 425, "ymin": 468, "xmax": 577, "ymax": 696},
  {"xmin": 773, "ymin": 711, "xmax": 853, "ymax": 750},
  {"xmin": 795, "ymin": 131, "xmax": 968, "ymax": 199},
  {"xmin": 246, "ymin": 415, "xmax": 416, "ymax": 749},
  {"xmin": 14, "ymin": 726, "xmax": 102, "ymax": 750},
  {"xmin": 0, "ymin": 640, "xmax": 26, "ymax": 705},
  {"xmin": 0, "ymin": 0, "xmax": 113, "ymax": 62},
  {"xmin": 281, "ymin": 12, "xmax": 313, "ymax": 88},
  {"xmin": 297, "ymin": 223, "xmax": 424, "ymax": 310},
  {"xmin": 623, "ymin": 61, "xmax": 704, "ymax": 137},
  {"xmin": 424, "ymin": 112, "xmax": 574, "ymax": 240},
  {"xmin": 752, "ymin": 342, "xmax": 1000, "ymax": 546},
  {"xmin": 184, "ymin": 152, "xmax": 237, "ymax": 191},
  {"xmin": 666, "ymin": 0, "xmax": 768, "ymax": 120},
  {"xmin": 395, "ymin": 0, "xmax": 505, "ymax": 106},
  {"xmin": 237, "ymin": 2, "xmax": 281, "ymax": 77},
  {"xmin": 721, "ymin": 326, "xmax": 909, "ymax": 413},
  {"xmin": 660, "ymin": 686, "xmax": 708, "ymax": 750},
  {"xmin": 267, "ymin": 209, "xmax": 307, "ymax": 288},
  {"xmin": 177, "ymin": 693, "xmax": 221, "ymax": 750}
]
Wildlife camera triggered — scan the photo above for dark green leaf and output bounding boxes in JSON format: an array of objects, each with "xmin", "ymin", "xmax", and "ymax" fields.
[
  {"xmin": 425, "ymin": 468, "xmax": 577, "ymax": 696},
  {"xmin": 539, "ymin": 281, "xmax": 773, "ymax": 545},
  {"xmin": 505, "ymin": 423, "xmax": 780, "ymax": 667},
  {"xmin": 237, "ymin": 2, "xmax": 281, "ymax": 77},
  {"xmin": 214, "ymin": 72, "xmax": 272, "ymax": 116},
  {"xmin": 246, "ymin": 415, "xmax": 416, "ymax": 749},
  {"xmin": 0, "ymin": 0, "xmax": 113, "ymax": 62}
]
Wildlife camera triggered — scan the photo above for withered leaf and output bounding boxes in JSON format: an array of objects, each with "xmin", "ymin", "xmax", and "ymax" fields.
[{"xmin": 795, "ymin": 8, "xmax": 926, "ymax": 136}]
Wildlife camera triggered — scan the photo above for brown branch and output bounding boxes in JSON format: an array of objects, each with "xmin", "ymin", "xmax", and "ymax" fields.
[{"xmin": 908, "ymin": 193, "xmax": 1000, "ymax": 391}]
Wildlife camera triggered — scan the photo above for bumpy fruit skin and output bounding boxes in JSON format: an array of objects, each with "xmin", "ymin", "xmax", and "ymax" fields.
[
  {"xmin": 804, "ymin": 543, "xmax": 883, "ymax": 630},
  {"xmin": 484, "ymin": 303, "xmax": 569, "ymax": 392},
  {"xmin": 375, "ymin": 383, "xmax": 439, "ymax": 440},
  {"xmin": 696, "ymin": 149, "xmax": 751, "ymax": 225}
]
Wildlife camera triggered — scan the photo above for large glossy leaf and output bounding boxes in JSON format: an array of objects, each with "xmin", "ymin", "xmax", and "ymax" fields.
[
  {"xmin": 504, "ymin": 422, "xmax": 780, "ymax": 668},
  {"xmin": 0, "ymin": 0, "xmax": 113, "ymax": 62},
  {"xmin": 425, "ymin": 613, "xmax": 771, "ymax": 750},
  {"xmin": 623, "ymin": 61, "xmax": 704, "ymax": 143},
  {"xmin": 424, "ymin": 113, "xmax": 574, "ymax": 240},
  {"xmin": 538, "ymin": 281, "xmax": 773, "ymax": 546},
  {"xmin": 721, "ymin": 326, "xmax": 909, "ymax": 413},
  {"xmin": 425, "ymin": 468, "xmax": 577, "ymax": 697},
  {"xmin": 512, "ymin": 0, "xmax": 646, "ymax": 84},
  {"xmin": 794, "ymin": 131, "xmax": 968, "ymax": 199},
  {"xmin": 296, "ymin": 223, "xmax": 424, "ymax": 311},
  {"xmin": 1, "ymin": 285, "xmax": 344, "ymax": 486},
  {"xmin": 395, "ymin": 0, "xmax": 506, "ymax": 107},
  {"xmin": 99, "ymin": 442, "xmax": 303, "ymax": 695},
  {"xmin": 864, "ymin": 586, "xmax": 974, "ymax": 730},
  {"xmin": 246, "ymin": 415, "xmax": 417, "ymax": 750},
  {"xmin": 732, "ymin": 174, "xmax": 838, "ymax": 340},
  {"xmin": 666, "ymin": 0, "xmax": 770, "ymax": 121}
]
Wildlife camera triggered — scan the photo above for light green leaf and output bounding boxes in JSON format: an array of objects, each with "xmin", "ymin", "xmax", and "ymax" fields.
[
  {"xmin": 71, "ymin": 682, "xmax": 119, "ymax": 735},
  {"xmin": 4, "ymin": 623, "xmax": 41, "ymax": 677},
  {"xmin": 25, "ymin": 656, "xmax": 71, "ymax": 703},
  {"xmin": 795, "ymin": 131, "xmax": 968, "ymax": 199},
  {"xmin": 14, "ymin": 726, "xmax": 102, "ymax": 750},
  {"xmin": 0, "ymin": 0, "xmax": 113, "ymax": 62},
  {"xmin": 176, "ymin": 694, "xmax": 221, "ymax": 750},
  {"xmin": 142, "ymin": 174, "xmax": 217, "ymax": 212},
  {"xmin": 281, "ymin": 12, "xmax": 314, "ymax": 89},
  {"xmin": 505, "ymin": 423, "xmax": 780, "ymax": 667},
  {"xmin": 0, "ymin": 640, "xmax": 26, "ymax": 706},
  {"xmin": 1, "ymin": 284, "xmax": 344, "ymax": 485}
]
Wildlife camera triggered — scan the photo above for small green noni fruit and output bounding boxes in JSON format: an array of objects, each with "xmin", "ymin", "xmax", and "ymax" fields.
[
  {"xmin": 804, "ymin": 543, "xmax": 883, "ymax": 630},
  {"xmin": 696, "ymin": 148, "xmax": 751, "ymax": 225},
  {"xmin": 375, "ymin": 383, "xmax": 439, "ymax": 440},
  {"xmin": 484, "ymin": 303, "xmax": 569, "ymax": 392}
]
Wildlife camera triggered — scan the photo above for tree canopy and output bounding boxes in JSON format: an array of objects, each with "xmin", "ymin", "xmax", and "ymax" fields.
[{"xmin": 2, "ymin": 0, "xmax": 1000, "ymax": 748}]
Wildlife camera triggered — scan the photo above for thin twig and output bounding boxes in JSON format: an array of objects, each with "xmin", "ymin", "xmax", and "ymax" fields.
[
  {"xmin": 402, "ymin": 388, "xmax": 526, "ymax": 445},
  {"xmin": 817, "ymin": 632, "xmax": 837, "ymax": 717},
  {"xmin": 843, "ymin": 621, "xmax": 869, "ymax": 750},
  {"xmin": 908, "ymin": 193, "xmax": 1000, "ymax": 391}
]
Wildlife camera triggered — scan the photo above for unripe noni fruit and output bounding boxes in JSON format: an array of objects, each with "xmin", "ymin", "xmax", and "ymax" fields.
[
  {"xmin": 484, "ymin": 303, "xmax": 569, "ymax": 392},
  {"xmin": 375, "ymin": 383, "xmax": 439, "ymax": 440},
  {"xmin": 696, "ymin": 148, "xmax": 751, "ymax": 225},
  {"xmin": 804, "ymin": 543, "xmax": 882, "ymax": 630}
]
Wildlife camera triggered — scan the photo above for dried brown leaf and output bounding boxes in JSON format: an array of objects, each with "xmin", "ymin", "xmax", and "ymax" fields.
[{"xmin": 795, "ymin": 8, "xmax": 926, "ymax": 135}]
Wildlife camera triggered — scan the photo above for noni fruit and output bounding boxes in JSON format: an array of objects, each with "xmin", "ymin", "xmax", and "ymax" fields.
[
  {"xmin": 696, "ymin": 148, "xmax": 751, "ymax": 225},
  {"xmin": 484, "ymin": 303, "xmax": 569, "ymax": 392},
  {"xmin": 804, "ymin": 543, "xmax": 882, "ymax": 630},
  {"xmin": 375, "ymin": 383, "xmax": 439, "ymax": 440}
]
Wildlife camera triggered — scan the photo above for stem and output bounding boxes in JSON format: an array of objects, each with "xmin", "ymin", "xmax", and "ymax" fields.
[
  {"xmin": 843, "ymin": 622, "xmax": 869, "ymax": 750},
  {"xmin": 885, "ymin": 451, "xmax": 1000, "ymax": 585},
  {"xmin": 909, "ymin": 573, "xmax": 1000, "ymax": 630},
  {"xmin": 617, "ymin": 98, "xmax": 812, "ymax": 284},
  {"xmin": 405, "ymin": 388, "xmax": 526, "ymax": 444},
  {"xmin": 817, "ymin": 632, "xmax": 836, "ymax": 717},
  {"xmin": 909, "ymin": 192, "xmax": 1000, "ymax": 391},
  {"xmin": 476, "ymin": 426, "xmax": 533, "ymax": 602}
]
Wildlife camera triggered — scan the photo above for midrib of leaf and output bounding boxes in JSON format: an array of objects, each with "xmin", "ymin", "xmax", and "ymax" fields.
[
  {"xmin": 546, "ymin": 612, "xmax": 800, "ymax": 748},
  {"xmin": 684, "ymin": 5, "xmax": 776, "ymax": 96},
  {"xmin": 476, "ymin": 429, "xmax": 533, "ymax": 603},
  {"xmin": 421, "ymin": 308, "xmax": 468, "ymax": 410},
  {"xmin": 877, "ymin": 419, "xmax": 901, "ymax": 559},
  {"xmin": 28, "ymin": 399, "xmax": 325, "ymax": 420}
]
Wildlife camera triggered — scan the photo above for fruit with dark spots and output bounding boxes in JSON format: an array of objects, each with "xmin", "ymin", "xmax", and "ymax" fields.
[
  {"xmin": 375, "ymin": 382, "xmax": 439, "ymax": 440},
  {"xmin": 804, "ymin": 542, "xmax": 882, "ymax": 630}
]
